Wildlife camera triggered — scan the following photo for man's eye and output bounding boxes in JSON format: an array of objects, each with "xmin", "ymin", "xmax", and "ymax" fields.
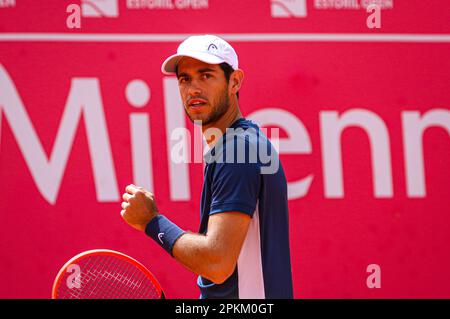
[
  {"xmin": 201, "ymin": 73, "xmax": 211, "ymax": 79},
  {"xmin": 179, "ymin": 77, "xmax": 188, "ymax": 83}
]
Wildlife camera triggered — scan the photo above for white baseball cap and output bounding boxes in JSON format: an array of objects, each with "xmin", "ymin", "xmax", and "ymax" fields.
[{"xmin": 161, "ymin": 34, "xmax": 239, "ymax": 75}]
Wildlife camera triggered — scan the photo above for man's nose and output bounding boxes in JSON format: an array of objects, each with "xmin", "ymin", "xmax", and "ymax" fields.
[{"xmin": 187, "ymin": 79, "xmax": 202, "ymax": 96}]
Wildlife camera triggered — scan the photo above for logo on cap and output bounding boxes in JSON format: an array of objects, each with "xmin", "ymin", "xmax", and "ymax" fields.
[
  {"xmin": 207, "ymin": 43, "xmax": 218, "ymax": 52},
  {"xmin": 208, "ymin": 43, "xmax": 217, "ymax": 51}
]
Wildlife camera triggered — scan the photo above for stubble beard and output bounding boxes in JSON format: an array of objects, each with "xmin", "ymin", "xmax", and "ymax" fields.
[{"xmin": 185, "ymin": 86, "xmax": 230, "ymax": 126}]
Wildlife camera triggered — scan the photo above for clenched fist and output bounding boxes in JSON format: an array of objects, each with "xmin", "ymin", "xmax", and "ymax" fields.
[{"xmin": 120, "ymin": 184, "xmax": 159, "ymax": 231}]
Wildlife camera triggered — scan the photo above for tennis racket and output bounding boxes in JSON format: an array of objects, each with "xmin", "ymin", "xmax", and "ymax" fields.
[{"xmin": 52, "ymin": 249, "xmax": 164, "ymax": 299}]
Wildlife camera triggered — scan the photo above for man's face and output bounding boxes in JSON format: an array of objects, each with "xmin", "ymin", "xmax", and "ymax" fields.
[{"xmin": 176, "ymin": 57, "xmax": 230, "ymax": 125}]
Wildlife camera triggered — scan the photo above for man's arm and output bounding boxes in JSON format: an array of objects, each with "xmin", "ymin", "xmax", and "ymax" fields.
[
  {"xmin": 121, "ymin": 184, "xmax": 251, "ymax": 284},
  {"xmin": 172, "ymin": 212, "xmax": 251, "ymax": 284}
]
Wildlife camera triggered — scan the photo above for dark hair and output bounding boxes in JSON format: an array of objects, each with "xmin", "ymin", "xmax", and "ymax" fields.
[
  {"xmin": 175, "ymin": 62, "xmax": 240, "ymax": 99},
  {"xmin": 219, "ymin": 62, "xmax": 239, "ymax": 99}
]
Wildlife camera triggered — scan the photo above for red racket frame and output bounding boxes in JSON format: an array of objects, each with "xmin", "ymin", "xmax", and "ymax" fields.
[{"xmin": 52, "ymin": 249, "xmax": 164, "ymax": 299}]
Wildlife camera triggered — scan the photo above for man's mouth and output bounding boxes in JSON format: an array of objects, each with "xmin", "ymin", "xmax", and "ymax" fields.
[{"xmin": 188, "ymin": 99, "xmax": 208, "ymax": 108}]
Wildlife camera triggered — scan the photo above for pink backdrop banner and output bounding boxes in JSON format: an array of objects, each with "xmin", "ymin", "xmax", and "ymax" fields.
[{"xmin": 0, "ymin": 1, "xmax": 449, "ymax": 298}]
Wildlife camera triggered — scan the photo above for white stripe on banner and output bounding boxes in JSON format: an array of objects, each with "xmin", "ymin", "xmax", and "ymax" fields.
[{"xmin": 0, "ymin": 33, "xmax": 450, "ymax": 43}]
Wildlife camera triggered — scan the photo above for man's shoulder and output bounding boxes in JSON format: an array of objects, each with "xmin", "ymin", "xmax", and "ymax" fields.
[{"xmin": 224, "ymin": 118, "xmax": 266, "ymax": 147}]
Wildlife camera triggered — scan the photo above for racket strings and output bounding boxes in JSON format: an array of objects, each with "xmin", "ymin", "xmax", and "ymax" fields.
[{"xmin": 57, "ymin": 254, "xmax": 160, "ymax": 299}]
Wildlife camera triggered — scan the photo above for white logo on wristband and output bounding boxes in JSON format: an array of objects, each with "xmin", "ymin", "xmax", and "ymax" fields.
[{"xmin": 158, "ymin": 232, "xmax": 164, "ymax": 244}]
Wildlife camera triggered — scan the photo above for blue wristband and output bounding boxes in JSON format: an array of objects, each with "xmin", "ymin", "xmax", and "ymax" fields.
[{"xmin": 145, "ymin": 215, "xmax": 185, "ymax": 256}]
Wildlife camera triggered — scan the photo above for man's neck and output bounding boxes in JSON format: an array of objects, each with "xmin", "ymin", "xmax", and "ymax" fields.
[{"xmin": 202, "ymin": 101, "xmax": 242, "ymax": 148}]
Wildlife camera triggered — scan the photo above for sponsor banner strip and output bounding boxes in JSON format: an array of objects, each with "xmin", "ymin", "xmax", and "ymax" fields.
[{"xmin": 0, "ymin": 33, "xmax": 450, "ymax": 43}]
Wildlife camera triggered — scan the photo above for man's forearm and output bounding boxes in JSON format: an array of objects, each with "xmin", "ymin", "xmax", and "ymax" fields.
[{"xmin": 172, "ymin": 232, "xmax": 233, "ymax": 284}]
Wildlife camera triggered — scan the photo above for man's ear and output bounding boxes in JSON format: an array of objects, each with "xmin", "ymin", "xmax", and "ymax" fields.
[{"xmin": 230, "ymin": 69, "xmax": 244, "ymax": 95}]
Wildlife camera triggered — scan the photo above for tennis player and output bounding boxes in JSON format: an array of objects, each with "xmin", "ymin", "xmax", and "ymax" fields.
[{"xmin": 121, "ymin": 35, "xmax": 293, "ymax": 299}]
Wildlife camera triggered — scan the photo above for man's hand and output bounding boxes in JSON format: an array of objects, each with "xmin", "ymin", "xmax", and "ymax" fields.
[{"xmin": 120, "ymin": 184, "xmax": 159, "ymax": 231}]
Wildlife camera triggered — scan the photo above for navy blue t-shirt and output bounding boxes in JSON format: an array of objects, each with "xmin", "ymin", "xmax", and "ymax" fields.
[{"xmin": 197, "ymin": 118, "xmax": 293, "ymax": 299}]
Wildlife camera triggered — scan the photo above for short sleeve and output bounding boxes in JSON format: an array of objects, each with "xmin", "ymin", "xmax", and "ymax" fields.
[{"xmin": 209, "ymin": 160, "xmax": 261, "ymax": 217}]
